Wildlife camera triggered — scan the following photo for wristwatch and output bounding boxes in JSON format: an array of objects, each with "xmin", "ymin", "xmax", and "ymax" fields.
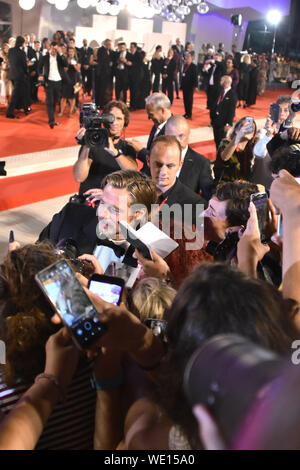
[{"xmin": 113, "ymin": 148, "xmax": 123, "ymax": 158}]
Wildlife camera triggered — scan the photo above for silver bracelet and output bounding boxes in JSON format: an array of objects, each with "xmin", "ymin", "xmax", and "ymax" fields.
[{"xmin": 35, "ymin": 373, "xmax": 65, "ymax": 402}]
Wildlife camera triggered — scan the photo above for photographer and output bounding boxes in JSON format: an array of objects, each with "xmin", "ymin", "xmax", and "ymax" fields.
[{"xmin": 73, "ymin": 100, "xmax": 137, "ymax": 195}]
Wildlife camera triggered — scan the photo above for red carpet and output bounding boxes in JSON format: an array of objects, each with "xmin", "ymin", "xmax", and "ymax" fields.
[
  {"xmin": 0, "ymin": 87, "xmax": 292, "ymax": 211},
  {"xmin": 0, "ymin": 88, "xmax": 292, "ymax": 159}
]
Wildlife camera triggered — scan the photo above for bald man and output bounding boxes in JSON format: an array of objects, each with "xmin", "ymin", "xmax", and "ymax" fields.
[
  {"xmin": 165, "ymin": 115, "xmax": 214, "ymax": 200},
  {"xmin": 211, "ymin": 75, "xmax": 237, "ymax": 150}
]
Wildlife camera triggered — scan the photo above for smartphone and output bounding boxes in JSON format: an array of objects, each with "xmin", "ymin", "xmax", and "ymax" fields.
[
  {"xmin": 88, "ymin": 274, "xmax": 124, "ymax": 305},
  {"xmin": 119, "ymin": 221, "xmax": 152, "ymax": 260},
  {"xmin": 35, "ymin": 259, "xmax": 107, "ymax": 349},
  {"xmin": 270, "ymin": 103, "xmax": 280, "ymax": 123},
  {"xmin": 245, "ymin": 116, "xmax": 254, "ymax": 132},
  {"xmin": 250, "ymin": 192, "xmax": 270, "ymax": 243},
  {"xmin": 143, "ymin": 318, "xmax": 168, "ymax": 340}
]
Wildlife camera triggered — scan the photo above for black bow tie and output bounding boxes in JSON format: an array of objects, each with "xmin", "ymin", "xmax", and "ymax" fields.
[{"xmin": 96, "ymin": 238, "xmax": 126, "ymax": 258}]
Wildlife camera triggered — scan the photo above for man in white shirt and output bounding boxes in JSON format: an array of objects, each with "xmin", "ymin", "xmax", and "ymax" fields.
[{"xmin": 38, "ymin": 41, "xmax": 68, "ymax": 128}]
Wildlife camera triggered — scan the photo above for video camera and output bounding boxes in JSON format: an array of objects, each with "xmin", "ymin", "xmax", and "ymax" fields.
[{"xmin": 78, "ymin": 103, "xmax": 114, "ymax": 148}]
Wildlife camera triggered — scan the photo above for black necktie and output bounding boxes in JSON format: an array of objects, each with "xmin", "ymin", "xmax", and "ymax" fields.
[{"xmin": 96, "ymin": 238, "xmax": 138, "ymax": 268}]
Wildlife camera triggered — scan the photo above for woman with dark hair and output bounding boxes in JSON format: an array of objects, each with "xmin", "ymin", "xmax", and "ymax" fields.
[
  {"xmin": 162, "ymin": 48, "xmax": 176, "ymax": 105},
  {"xmin": 0, "ymin": 242, "xmax": 97, "ymax": 449},
  {"xmin": 213, "ymin": 116, "xmax": 258, "ymax": 183},
  {"xmin": 237, "ymin": 54, "xmax": 251, "ymax": 108},
  {"xmin": 59, "ymin": 46, "xmax": 81, "ymax": 117},
  {"xmin": 151, "ymin": 45, "xmax": 163, "ymax": 93},
  {"xmin": 247, "ymin": 59, "xmax": 259, "ymax": 107},
  {"xmin": 226, "ymin": 56, "xmax": 239, "ymax": 92},
  {"xmin": 116, "ymin": 262, "xmax": 298, "ymax": 450}
]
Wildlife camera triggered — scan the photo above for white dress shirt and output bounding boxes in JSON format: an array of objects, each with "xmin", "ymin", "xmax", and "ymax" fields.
[
  {"xmin": 49, "ymin": 54, "xmax": 62, "ymax": 81},
  {"xmin": 176, "ymin": 146, "xmax": 188, "ymax": 177}
]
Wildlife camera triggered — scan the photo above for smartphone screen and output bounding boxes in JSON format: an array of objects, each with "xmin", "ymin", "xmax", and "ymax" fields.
[
  {"xmin": 245, "ymin": 116, "xmax": 254, "ymax": 132},
  {"xmin": 35, "ymin": 259, "xmax": 107, "ymax": 349},
  {"xmin": 88, "ymin": 274, "xmax": 124, "ymax": 305},
  {"xmin": 250, "ymin": 192, "xmax": 270, "ymax": 243}
]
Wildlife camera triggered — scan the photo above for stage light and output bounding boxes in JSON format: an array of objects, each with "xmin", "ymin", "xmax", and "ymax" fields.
[
  {"xmin": 266, "ymin": 9, "xmax": 282, "ymax": 26},
  {"xmin": 96, "ymin": 0, "xmax": 110, "ymax": 14},
  {"xmin": 108, "ymin": 3, "xmax": 121, "ymax": 15},
  {"xmin": 55, "ymin": 0, "xmax": 69, "ymax": 10},
  {"xmin": 197, "ymin": 0, "xmax": 209, "ymax": 14},
  {"xmin": 19, "ymin": 0, "xmax": 35, "ymax": 10},
  {"xmin": 77, "ymin": 0, "xmax": 91, "ymax": 8}
]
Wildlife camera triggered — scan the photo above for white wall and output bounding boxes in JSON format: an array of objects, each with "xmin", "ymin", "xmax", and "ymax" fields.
[{"xmin": 191, "ymin": 11, "xmax": 247, "ymax": 59}]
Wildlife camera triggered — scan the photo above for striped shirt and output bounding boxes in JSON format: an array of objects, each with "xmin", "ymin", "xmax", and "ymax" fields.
[{"xmin": 0, "ymin": 361, "xmax": 97, "ymax": 450}]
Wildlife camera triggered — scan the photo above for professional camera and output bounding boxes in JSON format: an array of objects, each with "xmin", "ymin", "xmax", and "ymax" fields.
[
  {"xmin": 79, "ymin": 103, "xmax": 114, "ymax": 148},
  {"xmin": 184, "ymin": 334, "xmax": 284, "ymax": 446}
]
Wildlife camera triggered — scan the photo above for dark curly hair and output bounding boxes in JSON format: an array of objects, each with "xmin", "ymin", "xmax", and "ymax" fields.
[
  {"xmin": 215, "ymin": 180, "xmax": 258, "ymax": 227},
  {"xmin": 103, "ymin": 100, "xmax": 130, "ymax": 128},
  {"xmin": 157, "ymin": 263, "xmax": 298, "ymax": 449},
  {"xmin": 0, "ymin": 242, "xmax": 63, "ymax": 386},
  {"xmin": 270, "ymin": 145, "xmax": 300, "ymax": 177}
]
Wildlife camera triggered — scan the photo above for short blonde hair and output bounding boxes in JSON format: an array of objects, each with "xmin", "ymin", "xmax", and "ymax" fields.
[
  {"xmin": 131, "ymin": 277, "xmax": 176, "ymax": 322},
  {"xmin": 242, "ymin": 54, "xmax": 251, "ymax": 64}
]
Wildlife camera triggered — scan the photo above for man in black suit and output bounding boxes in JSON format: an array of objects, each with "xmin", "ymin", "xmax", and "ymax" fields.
[
  {"xmin": 115, "ymin": 42, "xmax": 130, "ymax": 103},
  {"xmin": 211, "ymin": 75, "xmax": 237, "ymax": 151},
  {"xmin": 96, "ymin": 39, "xmax": 114, "ymax": 109},
  {"xmin": 165, "ymin": 115, "xmax": 214, "ymax": 200},
  {"xmin": 79, "ymin": 39, "xmax": 93, "ymax": 96},
  {"xmin": 181, "ymin": 52, "xmax": 198, "ymax": 119},
  {"xmin": 147, "ymin": 135, "xmax": 207, "ymax": 229},
  {"xmin": 38, "ymin": 41, "xmax": 68, "ymax": 128},
  {"xmin": 6, "ymin": 36, "xmax": 29, "ymax": 119},
  {"xmin": 127, "ymin": 42, "xmax": 143, "ymax": 111},
  {"xmin": 126, "ymin": 92, "xmax": 172, "ymax": 175},
  {"xmin": 202, "ymin": 52, "xmax": 226, "ymax": 115},
  {"xmin": 28, "ymin": 40, "xmax": 42, "ymax": 102}
]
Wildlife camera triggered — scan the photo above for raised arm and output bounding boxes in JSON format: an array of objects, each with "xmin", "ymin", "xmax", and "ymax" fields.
[
  {"xmin": 72, "ymin": 128, "xmax": 92, "ymax": 183},
  {"xmin": 0, "ymin": 329, "xmax": 79, "ymax": 450}
]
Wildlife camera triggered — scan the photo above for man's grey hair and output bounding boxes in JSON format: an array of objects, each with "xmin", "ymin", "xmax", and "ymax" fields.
[
  {"xmin": 145, "ymin": 92, "xmax": 171, "ymax": 110},
  {"xmin": 276, "ymin": 95, "xmax": 292, "ymax": 105}
]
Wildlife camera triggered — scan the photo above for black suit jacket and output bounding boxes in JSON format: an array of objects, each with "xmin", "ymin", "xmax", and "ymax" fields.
[
  {"xmin": 38, "ymin": 53, "xmax": 68, "ymax": 82},
  {"xmin": 38, "ymin": 202, "xmax": 98, "ymax": 255},
  {"xmin": 157, "ymin": 178, "xmax": 207, "ymax": 227},
  {"xmin": 211, "ymin": 89, "xmax": 237, "ymax": 127},
  {"xmin": 8, "ymin": 46, "xmax": 28, "ymax": 81},
  {"xmin": 28, "ymin": 49, "xmax": 42, "ymax": 74},
  {"xmin": 137, "ymin": 121, "xmax": 167, "ymax": 175},
  {"xmin": 79, "ymin": 46, "xmax": 93, "ymax": 66},
  {"xmin": 202, "ymin": 61, "xmax": 226, "ymax": 88},
  {"xmin": 179, "ymin": 146, "xmax": 214, "ymax": 200},
  {"xmin": 97, "ymin": 46, "xmax": 114, "ymax": 77},
  {"xmin": 127, "ymin": 50, "xmax": 143, "ymax": 79},
  {"xmin": 181, "ymin": 63, "xmax": 198, "ymax": 90}
]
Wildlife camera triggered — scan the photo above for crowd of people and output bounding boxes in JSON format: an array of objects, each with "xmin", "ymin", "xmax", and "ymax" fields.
[
  {"xmin": 1, "ymin": 29, "xmax": 300, "ymax": 452},
  {"xmin": 1, "ymin": 31, "xmax": 291, "ymax": 128}
]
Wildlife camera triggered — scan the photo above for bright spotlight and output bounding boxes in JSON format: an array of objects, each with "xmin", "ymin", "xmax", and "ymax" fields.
[{"xmin": 266, "ymin": 9, "xmax": 282, "ymax": 26}]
